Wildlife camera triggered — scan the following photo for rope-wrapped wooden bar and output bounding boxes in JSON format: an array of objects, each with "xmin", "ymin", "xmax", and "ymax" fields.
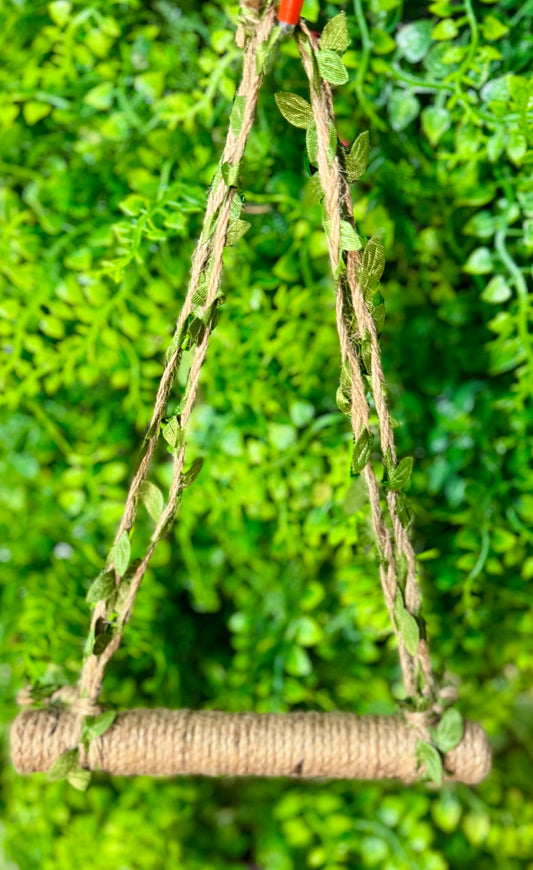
[{"xmin": 11, "ymin": 709, "xmax": 491, "ymax": 784}]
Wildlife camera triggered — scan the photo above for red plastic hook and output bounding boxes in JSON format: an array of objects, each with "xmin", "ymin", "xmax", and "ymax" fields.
[{"xmin": 277, "ymin": 0, "xmax": 305, "ymax": 27}]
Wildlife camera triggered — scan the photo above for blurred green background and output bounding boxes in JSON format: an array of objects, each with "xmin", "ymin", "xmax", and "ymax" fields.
[{"xmin": 1, "ymin": 0, "xmax": 532, "ymax": 867}]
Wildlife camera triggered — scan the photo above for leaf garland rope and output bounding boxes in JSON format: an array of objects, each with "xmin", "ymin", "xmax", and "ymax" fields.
[{"xmin": 11, "ymin": 0, "xmax": 491, "ymax": 789}]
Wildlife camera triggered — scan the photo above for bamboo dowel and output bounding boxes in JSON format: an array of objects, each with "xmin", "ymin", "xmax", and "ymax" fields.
[{"xmin": 11, "ymin": 708, "xmax": 491, "ymax": 784}]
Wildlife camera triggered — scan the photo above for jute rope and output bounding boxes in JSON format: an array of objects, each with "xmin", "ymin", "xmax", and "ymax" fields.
[
  {"xmin": 10, "ymin": 2, "xmax": 491, "ymax": 785},
  {"xmin": 11, "ymin": 709, "xmax": 491, "ymax": 783}
]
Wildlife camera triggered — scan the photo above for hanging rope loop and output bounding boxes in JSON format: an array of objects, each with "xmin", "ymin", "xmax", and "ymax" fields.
[{"xmin": 11, "ymin": 1, "xmax": 491, "ymax": 785}]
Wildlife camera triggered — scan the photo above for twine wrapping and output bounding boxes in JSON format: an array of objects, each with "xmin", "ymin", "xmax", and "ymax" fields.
[{"xmin": 10, "ymin": 709, "xmax": 491, "ymax": 784}]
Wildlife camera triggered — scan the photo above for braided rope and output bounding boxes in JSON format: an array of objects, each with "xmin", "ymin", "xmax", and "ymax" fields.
[{"xmin": 10, "ymin": 3, "xmax": 491, "ymax": 786}]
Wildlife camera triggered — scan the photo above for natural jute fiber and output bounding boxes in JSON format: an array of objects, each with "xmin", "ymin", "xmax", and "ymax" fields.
[
  {"xmin": 11, "ymin": 0, "xmax": 492, "ymax": 788},
  {"xmin": 11, "ymin": 709, "xmax": 491, "ymax": 784}
]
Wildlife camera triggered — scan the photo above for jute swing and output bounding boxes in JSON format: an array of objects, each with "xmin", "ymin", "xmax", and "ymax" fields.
[{"xmin": 10, "ymin": 0, "xmax": 491, "ymax": 787}]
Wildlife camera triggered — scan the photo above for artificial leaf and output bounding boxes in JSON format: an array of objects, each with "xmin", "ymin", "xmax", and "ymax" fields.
[
  {"xmin": 93, "ymin": 632, "xmax": 113, "ymax": 656},
  {"xmin": 316, "ymin": 49, "xmax": 349, "ymax": 86},
  {"xmin": 346, "ymin": 131, "xmax": 370, "ymax": 182},
  {"xmin": 372, "ymin": 303, "xmax": 386, "ymax": 333},
  {"xmin": 340, "ymin": 221, "xmax": 363, "ymax": 251},
  {"xmin": 162, "ymin": 417, "xmax": 186, "ymax": 450},
  {"xmin": 387, "ymin": 456, "xmax": 413, "ymax": 491},
  {"xmin": 66, "ymin": 768, "xmax": 91, "ymax": 791},
  {"xmin": 86, "ymin": 570, "xmax": 115, "ymax": 604},
  {"xmin": 435, "ymin": 708, "xmax": 464, "ymax": 753},
  {"xmin": 140, "ymin": 481, "xmax": 164, "ymax": 523},
  {"xmin": 229, "ymin": 95, "xmax": 246, "ymax": 136},
  {"xmin": 336, "ymin": 387, "xmax": 351, "ymax": 415},
  {"xmin": 274, "ymin": 92, "xmax": 313, "ymax": 129},
  {"xmin": 320, "ymin": 12, "xmax": 350, "ymax": 52},
  {"xmin": 415, "ymin": 740, "xmax": 443, "ymax": 784},
  {"xmin": 48, "ymin": 748, "xmax": 79, "ymax": 783},
  {"xmin": 112, "ymin": 531, "xmax": 130, "ymax": 577},
  {"xmin": 361, "ymin": 237, "xmax": 386, "ymax": 290},
  {"xmin": 226, "ymin": 219, "xmax": 251, "ymax": 246},
  {"xmin": 352, "ymin": 428, "xmax": 372, "ymax": 474},
  {"xmin": 221, "ymin": 161, "xmax": 240, "ymax": 187},
  {"xmin": 181, "ymin": 457, "xmax": 204, "ymax": 488},
  {"xmin": 81, "ymin": 710, "xmax": 117, "ymax": 745}
]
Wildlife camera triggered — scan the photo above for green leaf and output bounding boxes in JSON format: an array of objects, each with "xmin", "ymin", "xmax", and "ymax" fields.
[
  {"xmin": 336, "ymin": 387, "xmax": 351, "ymax": 415},
  {"xmin": 396, "ymin": 20, "xmax": 433, "ymax": 63},
  {"xmin": 316, "ymin": 49, "xmax": 349, "ymax": 86},
  {"xmin": 307, "ymin": 173, "xmax": 324, "ymax": 203},
  {"xmin": 226, "ymin": 219, "xmax": 251, "ymax": 246},
  {"xmin": 162, "ymin": 417, "xmax": 186, "ymax": 451},
  {"xmin": 81, "ymin": 710, "xmax": 117, "ymax": 746},
  {"xmin": 387, "ymin": 456, "xmax": 413, "ymax": 491},
  {"xmin": 415, "ymin": 740, "xmax": 443, "ymax": 784},
  {"xmin": 181, "ymin": 457, "xmax": 204, "ymax": 488},
  {"xmin": 320, "ymin": 12, "xmax": 350, "ymax": 52},
  {"xmin": 256, "ymin": 26, "xmax": 281, "ymax": 75},
  {"xmin": 388, "ymin": 91, "xmax": 420, "ymax": 132},
  {"xmin": 434, "ymin": 708, "xmax": 464, "ymax": 753},
  {"xmin": 66, "ymin": 768, "xmax": 91, "ymax": 791},
  {"xmin": 340, "ymin": 221, "xmax": 362, "ymax": 251},
  {"xmin": 372, "ymin": 303, "xmax": 386, "ymax": 333},
  {"xmin": 346, "ymin": 130, "xmax": 369, "ymax": 182},
  {"xmin": 306, "ymin": 122, "xmax": 318, "ymax": 165},
  {"xmin": 93, "ymin": 632, "xmax": 113, "ymax": 656},
  {"xmin": 221, "ymin": 161, "xmax": 240, "ymax": 187},
  {"xmin": 464, "ymin": 247, "xmax": 494, "ymax": 275},
  {"xmin": 481, "ymin": 275, "xmax": 512, "ymax": 304},
  {"xmin": 421, "ymin": 106, "xmax": 451, "ymax": 146},
  {"xmin": 86, "ymin": 570, "xmax": 115, "ymax": 604},
  {"xmin": 361, "ymin": 237, "xmax": 386, "ymax": 290},
  {"xmin": 229, "ymin": 95, "xmax": 246, "ymax": 136},
  {"xmin": 48, "ymin": 1, "xmax": 73, "ymax": 27},
  {"xmin": 393, "ymin": 591, "xmax": 420, "ymax": 655},
  {"xmin": 48, "ymin": 748, "xmax": 79, "ymax": 782},
  {"xmin": 274, "ymin": 92, "xmax": 313, "ymax": 129},
  {"xmin": 140, "ymin": 481, "xmax": 164, "ymax": 523},
  {"xmin": 351, "ymin": 428, "xmax": 372, "ymax": 474},
  {"xmin": 112, "ymin": 531, "xmax": 130, "ymax": 577},
  {"xmin": 118, "ymin": 194, "xmax": 145, "ymax": 216},
  {"xmin": 431, "ymin": 18, "xmax": 459, "ymax": 40},
  {"xmin": 396, "ymin": 491, "xmax": 414, "ymax": 528}
]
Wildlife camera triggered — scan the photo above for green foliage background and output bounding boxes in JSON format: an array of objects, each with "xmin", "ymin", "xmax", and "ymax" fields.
[{"xmin": 1, "ymin": 0, "xmax": 532, "ymax": 866}]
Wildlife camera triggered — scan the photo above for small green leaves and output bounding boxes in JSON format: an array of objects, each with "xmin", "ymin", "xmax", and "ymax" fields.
[
  {"xmin": 274, "ymin": 92, "xmax": 313, "ymax": 129},
  {"xmin": 226, "ymin": 219, "xmax": 251, "ymax": 246},
  {"xmin": 346, "ymin": 131, "xmax": 370, "ymax": 182},
  {"xmin": 66, "ymin": 768, "xmax": 91, "ymax": 791},
  {"xmin": 415, "ymin": 740, "xmax": 443, "ymax": 785},
  {"xmin": 112, "ymin": 530, "xmax": 130, "ymax": 577},
  {"xmin": 80, "ymin": 710, "xmax": 117, "ymax": 751},
  {"xmin": 421, "ymin": 106, "xmax": 451, "ymax": 146},
  {"xmin": 434, "ymin": 708, "xmax": 464, "ymax": 753},
  {"xmin": 256, "ymin": 26, "xmax": 281, "ymax": 75},
  {"xmin": 316, "ymin": 50, "xmax": 349, "ymax": 86},
  {"xmin": 162, "ymin": 417, "xmax": 186, "ymax": 451},
  {"xmin": 86, "ymin": 570, "xmax": 115, "ymax": 604},
  {"xmin": 140, "ymin": 481, "xmax": 164, "ymax": 523},
  {"xmin": 320, "ymin": 12, "xmax": 350, "ymax": 52},
  {"xmin": 181, "ymin": 457, "xmax": 204, "ymax": 488},
  {"xmin": 361, "ymin": 237, "xmax": 386, "ymax": 291},
  {"xmin": 48, "ymin": 748, "xmax": 79, "ymax": 783},
  {"xmin": 393, "ymin": 590, "xmax": 420, "ymax": 655},
  {"xmin": 352, "ymin": 428, "xmax": 372, "ymax": 474},
  {"xmin": 389, "ymin": 90, "xmax": 421, "ymax": 132},
  {"xmin": 221, "ymin": 161, "xmax": 240, "ymax": 187},
  {"xmin": 336, "ymin": 387, "xmax": 351, "ymax": 415},
  {"xmin": 229, "ymin": 95, "xmax": 246, "ymax": 137},
  {"xmin": 387, "ymin": 456, "xmax": 413, "ymax": 491},
  {"xmin": 340, "ymin": 221, "xmax": 363, "ymax": 251}
]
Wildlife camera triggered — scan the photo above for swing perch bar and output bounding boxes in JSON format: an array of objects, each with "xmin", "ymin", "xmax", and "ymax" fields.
[{"xmin": 10, "ymin": 0, "xmax": 491, "ymax": 786}]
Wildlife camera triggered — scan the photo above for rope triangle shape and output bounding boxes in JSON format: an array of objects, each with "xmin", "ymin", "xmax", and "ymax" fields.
[{"xmin": 10, "ymin": 0, "xmax": 490, "ymax": 787}]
